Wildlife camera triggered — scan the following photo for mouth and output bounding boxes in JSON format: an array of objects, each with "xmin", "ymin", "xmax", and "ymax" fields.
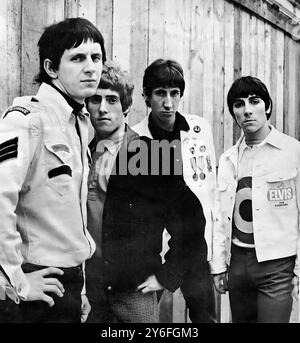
[
  {"xmin": 244, "ymin": 119, "xmax": 255, "ymax": 124},
  {"xmin": 81, "ymin": 79, "xmax": 97, "ymax": 83}
]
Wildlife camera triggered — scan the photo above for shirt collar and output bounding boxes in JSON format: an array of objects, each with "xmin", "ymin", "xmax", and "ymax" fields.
[
  {"xmin": 238, "ymin": 125, "xmax": 281, "ymax": 162},
  {"xmin": 262, "ymin": 125, "xmax": 284, "ymax": 149},
  {"xmin": 95, "ymin": 123, "xmax": 126, "ymax": 156},
  {"xmin": 148, "ymin": 111, "xmax": 189, "ymax": 141},
  {"xmin": 46, "ymin": 81, "xmax": 85, "ymax": 116}
]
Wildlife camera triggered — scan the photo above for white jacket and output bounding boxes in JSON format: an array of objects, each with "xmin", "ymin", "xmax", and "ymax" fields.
[
  {"xmin": 211, "ymin": 126, "xmax": 300, "ymax": 276},
  {"xmin": 0, "ymin": 83, "xmax": 95, "ymax": 302},
  {"xmin": 133, "ymin": 114, "xmax": 220, "ymax": 265}
]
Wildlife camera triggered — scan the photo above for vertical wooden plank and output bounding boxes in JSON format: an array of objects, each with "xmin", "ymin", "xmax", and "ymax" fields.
[
  {"xmin": 290, "ymin": 40, "xmax": 298, "ymax": 139},
  {"xmin": 223, "ymin": 1, "xmax": 234, "ymax": 156},
  {"xmin": 64, "ymin": 0, "xmax": 79, "ymax": 18},
  {"xmin": 112, "ymin": 0, "xmax": 132, "ymax": 71},
  {"xmin": 213, "ymin": 0, "xmax": 225, "ymax": 161},
  {"xmin": 21, "ymin": 0, "xmax": 65, "ymax": 96},
  {"xmin": 172, "ymin": 289, "xmax": 187, "ymax": 323},
  {"xmin": 284, "ymin": 37, "xmax": 296, "ymax": 137},
  {"xmin": 263, "ymin": 22, "xmax": 271, "ymax": 93},
  {"xmin": 190, "ymin": 0, "xmax": 204, "ymax": 117},
  {"xmin": 148, "ymin": 0, "xmax": 166, "ymax": 64},
  {"xmin": 165, "ymin": 0, "xmax": 184, "ymax": 113},
  {"xmin": 164, "ymin": 0, "xmax": 180, "ymax": 62},
  {"xmin": 96, "ymin": 0, "xmax": 113, "ymax": 60},
  {"xmin": 296, "ymin": 44, "xmax": 300, "ymax": 140},
  {"xmin": 233, "ymin": 5, "xmax": 242, "ymax": 143},
  {"xmin": 0, "ymin": 0, "xmax": 22, "ymax": 113},
  {"xmin": 249, "ymin": 14, "xmax": 258, "ymax": 76},
  {"xmin": 241, "ymin": 10, "xmax": 250, "ymax": 76},
  {"xmin": 256, "ymin": 18, "xmax": 265, "ymax": 81},
  {"xmin": 0, "ymin": 0, "xmax": 8, "ymax": 112},
  {"xmin": 202, "ymin": 0, "xmax": 214, "ymax": 126},
  {"xmin": 294, "ymin": 41, "xmax": 300, "ymax": 141},
  {"xmin": 275, "ymin": 29, "xmax": 284, "ymax": 132},
  {"xmin": 77, "ymin": 0, "xmax": 97, "ymax": 24},
  {"xmin": 180, "ymin": 0, "xmax": 192, "ymax": 115},
  {"xmin": 220, "ymin": 293, "xmax": 231, "ymax": 323},
  {"xmin": 128, "ymin": 0, "xmax": 149, "ymax": 126},
  {"xmin": 269, "ymin": 26, "xmax": 277, "ymax": 128}
]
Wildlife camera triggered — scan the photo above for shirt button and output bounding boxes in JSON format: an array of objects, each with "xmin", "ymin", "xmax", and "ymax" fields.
[
  {"xmin": 256, "ymin": 208, "xmax": 260, "ymax": 211},
  {"xmin": 129, "ymin": 203, "xmax": 133, "ymax": 208},
  {"xmin": 107, "ymin": 286, "xmax": 112, "ymax": 291},
  {"xmin": 105, "ymin": 260, "xmax": 109, "ymax": 265},
  {"xmin": 176, "ymin": 159, "xmax": 180, "ymax": 162}
]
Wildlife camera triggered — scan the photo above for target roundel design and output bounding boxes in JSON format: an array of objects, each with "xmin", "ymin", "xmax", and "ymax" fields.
[{"xmin": 232, "ymin": 176, "xmax": 254, "ymax": 244}]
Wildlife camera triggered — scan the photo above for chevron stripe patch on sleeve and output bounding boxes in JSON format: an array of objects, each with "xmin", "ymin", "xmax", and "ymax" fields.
[{"xmin": 0, "ymin": 137, "xmax": 18, "ymax": 163}]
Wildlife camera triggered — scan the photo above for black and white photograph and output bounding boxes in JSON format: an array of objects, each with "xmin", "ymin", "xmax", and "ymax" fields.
[{"xmin": 0, "ymin": 0, "xmax": 299, "ymax": 335}]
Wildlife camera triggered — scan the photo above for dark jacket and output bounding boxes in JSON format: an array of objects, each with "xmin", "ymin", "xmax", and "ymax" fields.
[{"xmin": 86, "ymin": 126, "xmax": 206, "ymax": 294}]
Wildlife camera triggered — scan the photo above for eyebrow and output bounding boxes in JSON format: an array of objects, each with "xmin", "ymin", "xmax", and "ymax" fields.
[
  {"xmin": 233, "ymin": 95, "xmax": 260, "ymax": 101},
  {"xmin": 105, "ymin": 95, "xmax": 119, "ymax": 98},
  {"xmin": 68, "ymin": 51, "xmax": 102, "ymax": 57}
]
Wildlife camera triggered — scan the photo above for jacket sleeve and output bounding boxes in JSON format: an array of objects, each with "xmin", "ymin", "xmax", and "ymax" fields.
[
  {"xmin": 155, "ymin": 176, "xmax": 207, "ymax": 292},
  {"xmin": 0, "ymin": 107, "xmax": 40, "ymax": 302},
  {"xmin": 209, "ymin": 154, "xmax": 228, "ymax": 274}
]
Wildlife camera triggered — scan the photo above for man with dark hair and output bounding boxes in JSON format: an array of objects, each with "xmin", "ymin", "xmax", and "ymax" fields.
[
  {"xmin": 0, "ymin": 17, "xmax": 105, "ymax": 323},
  {"xmin": 212, "ymin": 76, "xmax": 300, "ymax": 322},
  {"xmin": 133, "ymin": 58, "xmax": 218, "ymax": 323},
  {"xmin": 85, "ymin": 61, "xmax": 203, "ymax": 323}
]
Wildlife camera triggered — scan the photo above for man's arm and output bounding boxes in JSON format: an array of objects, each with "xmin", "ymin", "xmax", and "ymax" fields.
[{"xmin": 154, "ymin": 176, "xmax": 207, "ymax": 292}]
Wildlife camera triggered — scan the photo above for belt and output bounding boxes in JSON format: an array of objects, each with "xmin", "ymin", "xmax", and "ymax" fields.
[{"xmin": 22, "ymin": 263, "xmax": 83, "ymax": 282}]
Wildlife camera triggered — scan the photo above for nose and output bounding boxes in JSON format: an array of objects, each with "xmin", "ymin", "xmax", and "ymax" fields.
[
  {"xmin": 163, "ymin": 94, "xmax": 172, "ymax": 109},
  {"xmin": 244, "ymin": 101, "xmax": 252, "ymax": 116},
  {"xmin": 99, "ymin": 100, "xmax": 108, "ymax": 114},
  {"xmin": 84, "ymin": 56, "xmax": 96, "ymax": 73}
]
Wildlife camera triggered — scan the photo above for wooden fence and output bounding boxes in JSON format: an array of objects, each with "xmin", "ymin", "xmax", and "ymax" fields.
[{"xmin": 0, "ymin": 0, "xmax": 299, "ymax": 322}]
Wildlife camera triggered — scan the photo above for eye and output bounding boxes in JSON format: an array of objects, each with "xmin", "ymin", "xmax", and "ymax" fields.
[
  {"xmin": 233, "ymin": 101, "xmax": 244, "ymax": 109},
  {"xmin": 92, "ymin": 54, "xmax": 102, "ymax": 62},
  {"xmin": 107, "ymin": 97, "xmax": 119, "ymax": 104},
  {"xmin": 71, "ymin": 55, "xmax": 84, "ymax": 62},
  {"xmin": 250, "ymin": 98, "xmax": 260, "ymax": 105},
  {"xmin": 154, "ymin": 90, "xmax": 166, "ymax": 97},
  {"xmin": 171, "ymin": 91, "xmax": 180, "ymax": 98},
  {"xmin": 89, "ymin": 95, "xmax": 102, "ymax": 104}
]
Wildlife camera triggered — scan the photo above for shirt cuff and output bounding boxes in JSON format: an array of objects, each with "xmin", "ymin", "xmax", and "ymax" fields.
[{"xmin": 2, "ymin": 265, "xmax": 31, "ymax": 302}]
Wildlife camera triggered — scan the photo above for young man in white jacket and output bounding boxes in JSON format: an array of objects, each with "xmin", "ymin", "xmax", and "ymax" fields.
[
  {"xmin": 212, "ymin": 76, "xmax": 300, "ymax": 323},
  {"xmin": 133, "ymin": 59, "xmax": 218, "ymax": 323},
  {"xmin": 0, "ymin": 17, "xmax": 105, "ymax": 323}
]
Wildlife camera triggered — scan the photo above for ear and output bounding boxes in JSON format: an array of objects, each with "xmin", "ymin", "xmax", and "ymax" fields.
[
  {"xmin": 43, "ymin": 59, "xmax": 58, "ymax": 79},
  {"xmin": 142, "ymin": 93, "xmax": 151, "ymax": 108},
  {"xmin": 123, "ymin": 106, "xmax": 131, "ymax": 117},
  {"xmin": 265, "ymin": 105, "xmax": 271, "ymax": 116}
]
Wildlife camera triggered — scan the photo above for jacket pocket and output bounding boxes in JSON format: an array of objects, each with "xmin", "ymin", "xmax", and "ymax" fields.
[
  {"xmin": 266, "ymin": 168, "xmax": 297, "ymax": 204},
  {"xmin": 44, "ymin": 141, "xmax": 72, "ymax": 164},
  {"xmin": 44, "ymin": 141, "xmax": 73, "ymax": 196},
  {"xmin": 266, "ymin": 168, "xmax": 297, "ymax": 183}
]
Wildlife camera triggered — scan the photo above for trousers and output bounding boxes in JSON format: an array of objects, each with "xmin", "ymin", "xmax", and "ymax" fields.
[{"xmin": 228, "ymin": 244, "xmax": 295, "ymax": 323}]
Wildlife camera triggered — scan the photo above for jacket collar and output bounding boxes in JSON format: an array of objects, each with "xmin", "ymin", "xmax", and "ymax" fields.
[
  {"xmin": 89, "ymin": 124, "xmax": 140, "ymax": 155},
  {"xmin": 224, "ymin": 125, "xmax": 282, "ymax": 165},
  {"xmin": 36, "ymin": 83, "xmax": 89, "ymax": 121},
  {"xmin": 148, "ymin": 111, "xmax": 189, "ymax": 141}
]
